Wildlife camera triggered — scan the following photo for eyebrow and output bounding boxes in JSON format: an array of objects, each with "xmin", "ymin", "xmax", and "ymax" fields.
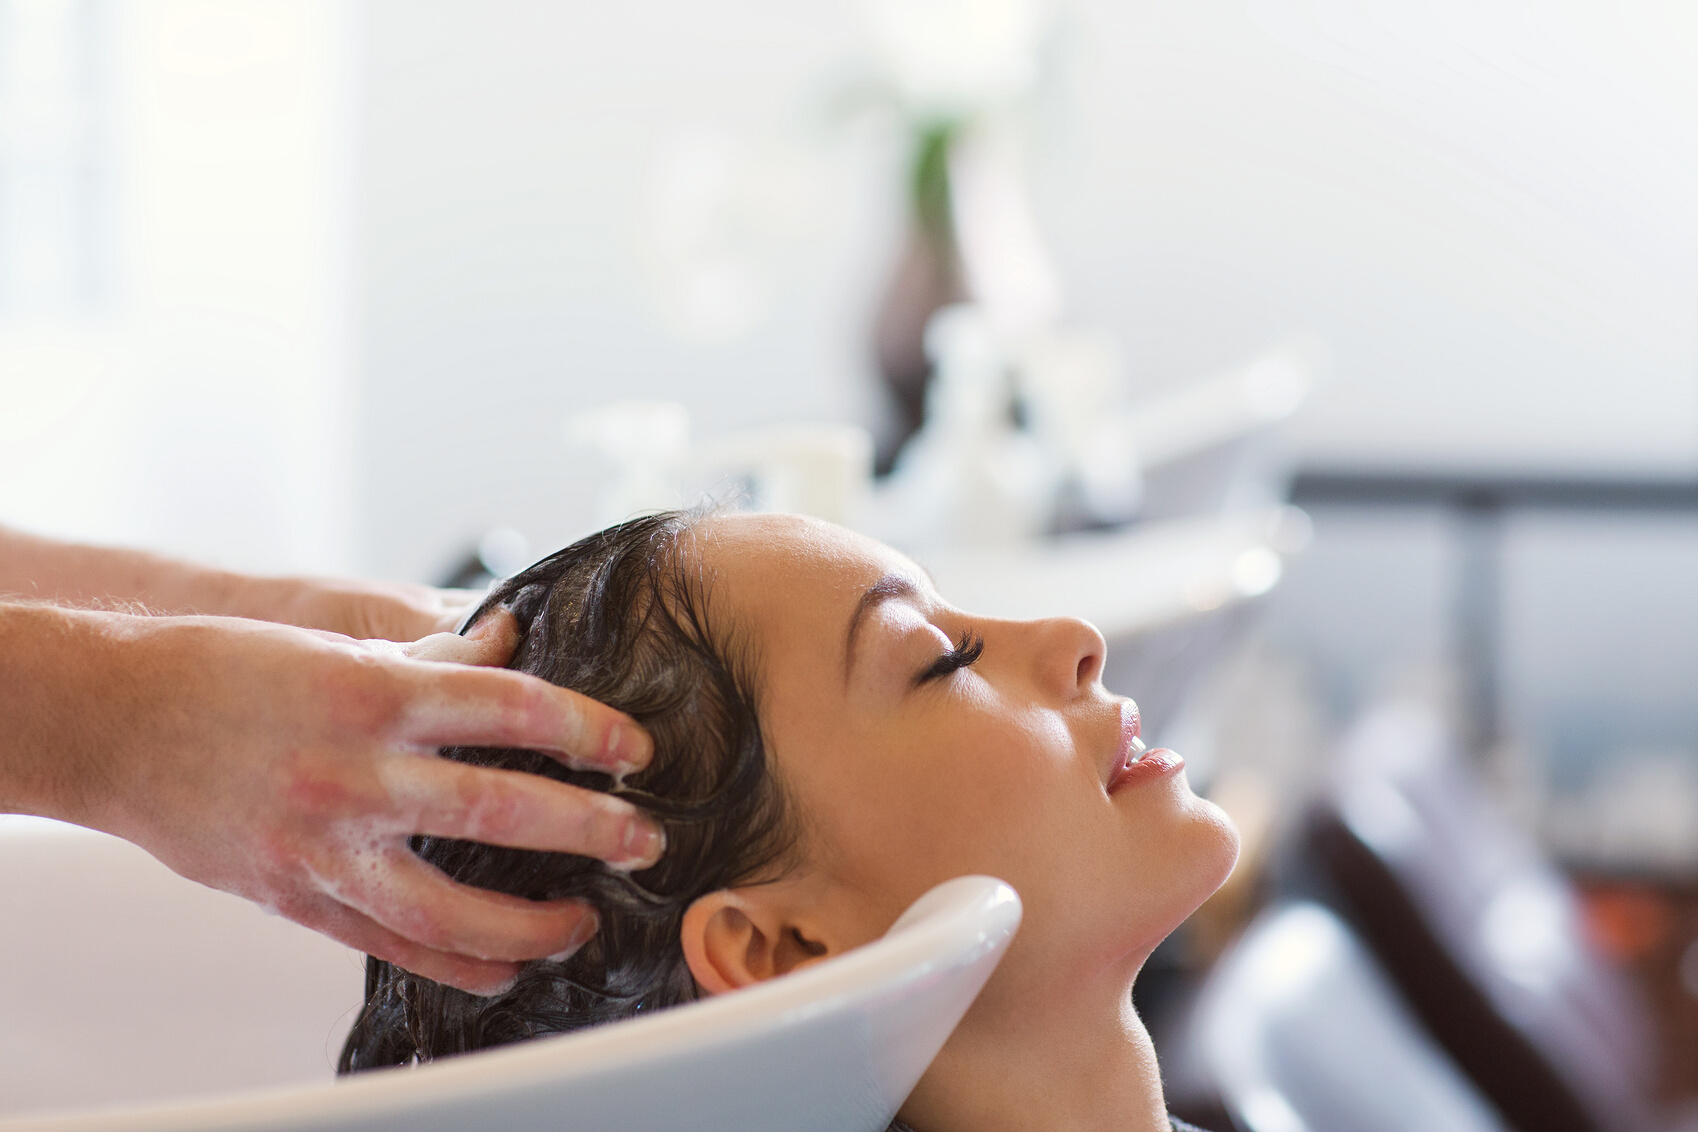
[{"xmin": 843, "ymin": 573, "xmax": 920, "ymax": 683}]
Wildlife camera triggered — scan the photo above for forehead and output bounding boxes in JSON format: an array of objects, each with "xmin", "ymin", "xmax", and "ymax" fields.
[{"xmin": 689, "ymin": 513, "xmax": 917, "ymax": 654}]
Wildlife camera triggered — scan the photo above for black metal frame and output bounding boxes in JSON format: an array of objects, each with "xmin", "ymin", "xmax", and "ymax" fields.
[{"xmin": 1288, "ymin": 470, "xmax": 1698, "ymax": 761}]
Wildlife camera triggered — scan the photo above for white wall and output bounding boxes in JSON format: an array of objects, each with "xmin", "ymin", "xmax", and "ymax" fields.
[
  {"xmin": 1048, "ymin": 0, "xmax": 1698, "ymax": 474},
  {"xmin": 0, "ymin": 0, "xmax": 355, "ymax": 576}
]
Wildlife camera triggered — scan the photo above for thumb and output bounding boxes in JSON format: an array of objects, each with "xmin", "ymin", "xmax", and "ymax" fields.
[{"xmin": 403, "ymin": 607, "xmax": 521, "ymax": 668}]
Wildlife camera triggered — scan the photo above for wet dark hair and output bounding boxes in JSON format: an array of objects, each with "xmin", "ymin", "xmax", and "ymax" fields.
[{"xmin": 338, "ymin": 508, "xmax": 798, "ymax": 1072}]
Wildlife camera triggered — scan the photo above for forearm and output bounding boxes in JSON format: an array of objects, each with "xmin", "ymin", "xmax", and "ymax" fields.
[
  {"xmin": 0, "ymin": 600, "xmax": 131, "ymax": 825},
  {"xmin": 0, "ymin": 524, "xmax": 467, "ymax": 641},
  {"xmin": 0, "ymin": 524, "xmax": 267, "ymax": 619}
]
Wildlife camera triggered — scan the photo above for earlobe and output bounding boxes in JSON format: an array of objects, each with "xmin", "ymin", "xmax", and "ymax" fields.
[{"xmin": 681, "ymin": 889, "xmax": 835, "ymax": 997}]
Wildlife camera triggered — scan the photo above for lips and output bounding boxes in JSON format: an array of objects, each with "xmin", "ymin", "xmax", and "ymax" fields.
[{"xmin": 1106, "ymin": 699, "xmax": 1184, "ymax": 794}]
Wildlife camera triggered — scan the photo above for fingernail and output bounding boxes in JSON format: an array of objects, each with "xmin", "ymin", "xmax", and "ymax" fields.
[
  {"xmin": 546, "ymin": 910, "xmax": 600, "ymax": 963},
  {"xmin": 472, "ymin": 972, "xmax": 520, "ymax": 999},
  {"xmin": 603, "ymin": 722, "xmax": 649, "ymax": 773},
  {"xmin": 612, "ymin": 818, "xmax": 665, "ymax": 872}
]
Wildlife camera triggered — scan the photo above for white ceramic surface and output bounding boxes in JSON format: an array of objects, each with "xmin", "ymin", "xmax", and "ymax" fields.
[
  {"xmin": 0, "ymin": 818, "xmax": 366, "ymax": 1117},
  {"xmin": 1, "ymin": 871, "xmax": 1021, "ymax": 1132},
  {"xmin": 917, "ymin": 506, "xmax": 1310, "ymax": 638}
]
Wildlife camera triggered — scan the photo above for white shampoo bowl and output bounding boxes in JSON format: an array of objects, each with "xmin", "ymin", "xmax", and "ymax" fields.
[{"xmin": 1, "ymin": 855, "xmax": 1020, "ymax": 1132}]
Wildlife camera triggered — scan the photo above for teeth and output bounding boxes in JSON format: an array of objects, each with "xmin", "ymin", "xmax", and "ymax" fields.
[{"xmin": 1128, "ymin": 736, "xmax": 1147, "ymax": 763}]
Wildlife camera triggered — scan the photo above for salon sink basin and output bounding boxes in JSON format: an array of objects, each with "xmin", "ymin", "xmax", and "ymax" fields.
[
  {"xmin": 0, "ymin": 822, "xmax": 1020, "ymax": 1132},
  {"xmin": 0, "ymin": 817, "xmax": 365, "ymax": 1117}
]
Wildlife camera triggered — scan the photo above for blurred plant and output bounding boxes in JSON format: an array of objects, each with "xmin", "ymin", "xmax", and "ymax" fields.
[
  {"xmin": 856, "ymin": 0, "xmax": 1058, "ymax": 471},
  {"xmin": 871, "ymin": 120, "xmax": 966, "ymax": 469}
]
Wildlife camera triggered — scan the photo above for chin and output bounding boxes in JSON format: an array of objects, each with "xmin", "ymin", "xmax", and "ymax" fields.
[
  {"xmin": 1099, "ymin": 787, "xmax": 1243, "ymax": 966},
  {"xmin": 1189, "ymin": 792, "xmax": 1243, "ymax": 896},
  {"xmin": 1152, "ymin": 787, "xmax": 1243, "ymax": 929}
]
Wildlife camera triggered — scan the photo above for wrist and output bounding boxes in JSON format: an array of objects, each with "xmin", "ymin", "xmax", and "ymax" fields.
[
  {"xmin": 213, "ymin": 571, "xmax": 309, "ymax": 624},
  {"xmin": 0, "ymin": 603, "xmax": 137, "ymax": 826}
]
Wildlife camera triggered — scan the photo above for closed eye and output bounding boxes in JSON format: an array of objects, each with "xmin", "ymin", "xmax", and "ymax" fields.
[{"xmin": 917, "ymin": 629, "xmax": 984, "ymax": 685}]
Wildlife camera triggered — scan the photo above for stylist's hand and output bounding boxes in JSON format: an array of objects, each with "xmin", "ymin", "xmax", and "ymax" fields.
[
  {"xmin": 254, "ymin": 576, "xmax": 484, "ymax": 643},
  {"xmin": 79, "ymin": 608, "xmax": 660, "ymax": 995}
]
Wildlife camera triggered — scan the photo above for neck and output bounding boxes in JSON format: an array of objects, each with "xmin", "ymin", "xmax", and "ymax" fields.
[{"xmin": 900, "ymin": 970, "xmax": 1168, "ymax": 1132}]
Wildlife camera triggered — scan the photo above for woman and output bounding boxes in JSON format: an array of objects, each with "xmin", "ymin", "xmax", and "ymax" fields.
[{"xmin": 341, "ymin": 508, "xmax": 1239, "ymax": 1132}]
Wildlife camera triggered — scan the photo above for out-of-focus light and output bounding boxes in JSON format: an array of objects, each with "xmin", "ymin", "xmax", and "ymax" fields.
[
  {"xmin": 1238, "ymin": 1086, "xmax": 1307, "ymax": 1132},
  {"xmin": 1340, "ymin": 777, "xmax": 1422, "ymax": 858},
  {"xmin": 864, "ymin": 0, "xmax": 1051, "ymax": 116},
  {"xmin": 1481, "ymin": 877, "xmax": 1574, "ymax": 992},
  {"xmin": 1232, "ymin": 546, "xmax": 1283, "ymax": 597},
  {"xmin": 1239, "ymin": 903, "xmax": 1341, "ymax": 1006}
]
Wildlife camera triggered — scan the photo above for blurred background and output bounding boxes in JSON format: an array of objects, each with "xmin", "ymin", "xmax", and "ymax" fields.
[{"xmin": 4, "ymin": 1, "xmax": 1698, "ymax": 1129}]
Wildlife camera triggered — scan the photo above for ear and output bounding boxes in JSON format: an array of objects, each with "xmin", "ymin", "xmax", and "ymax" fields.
[{"xmin": 681, "ymin": 888, "xmax": 837, "ymax": 996}]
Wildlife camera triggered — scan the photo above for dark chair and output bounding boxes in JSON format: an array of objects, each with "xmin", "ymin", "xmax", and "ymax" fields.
[
  {"xmin": 1172, "ymin": 901, "xmax": 1510, "ymax": 1132},
  {"xmin": 1309, "ymin": 700, "xmax": 1659, "ymax": 1132}
]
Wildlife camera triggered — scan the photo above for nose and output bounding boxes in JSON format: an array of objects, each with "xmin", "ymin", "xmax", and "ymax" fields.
[{"xmin": 1030, "ymin": 616, "xmax": 1106, "ymax": 699}]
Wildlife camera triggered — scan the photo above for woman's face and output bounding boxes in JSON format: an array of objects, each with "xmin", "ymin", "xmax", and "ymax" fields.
[{"xmin": 692, "ymin": 513, "xmax": 1239, "ymax": 1006}]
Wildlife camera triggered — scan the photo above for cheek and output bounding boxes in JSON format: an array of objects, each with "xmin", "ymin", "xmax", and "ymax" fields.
[{"xmin": 812, "ymin": 710, "xmax": 1086, "ymax": 904}]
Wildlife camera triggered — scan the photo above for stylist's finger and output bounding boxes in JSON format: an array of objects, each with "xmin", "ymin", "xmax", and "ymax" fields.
[
  {"xmin": 279, "ymin": 888, "xmax": 524, "ymax": 996},
  {"xmin": 403, "ymin": 605, "xmax": 520, "ymax": 666},
  {"xmin": 428, "ymin": 588, "xmax": 485, "ymax": 635},
  {"xmin": 335, "ymin": 844, "xmax": 600, "ymax": 964},
  {"xmin": 380, "ymin": 756, "xmax": 664, "ymax": 869},
  {"xmin": 395, "ymin": 662, "xmax": 653, "ymax": 776}
]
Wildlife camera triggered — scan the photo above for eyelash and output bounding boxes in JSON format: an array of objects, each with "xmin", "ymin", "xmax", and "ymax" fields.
[{"xmin": 918, "ymin": 628, "xmax": 985, "ymax": 684}]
